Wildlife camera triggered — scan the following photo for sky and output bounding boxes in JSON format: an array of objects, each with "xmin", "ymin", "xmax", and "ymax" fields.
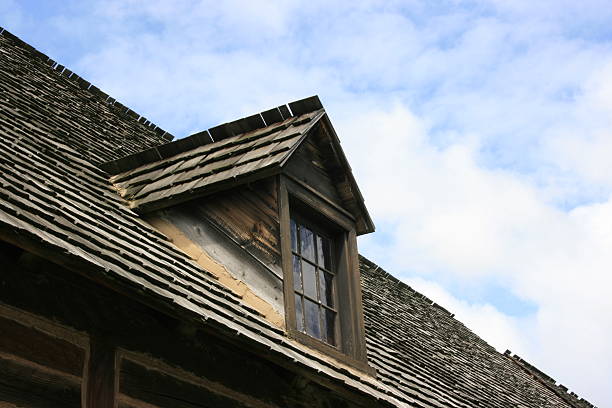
[{"xmin": 2, "ymin": 0, "xmax": 611, "ymax": 405}]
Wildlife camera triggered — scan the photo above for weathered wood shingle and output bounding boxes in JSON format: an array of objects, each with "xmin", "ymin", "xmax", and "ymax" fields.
[
  {"xmin": 0, "ymin": 27, "xmax": 172, "ymax": 165},
  {"xmin": 360, "ymin": 257, "xmax": 595, "ymax": 408},
  {"xmin": 102, "ymin": 96, "xmax": 374, "ymax": 235},
  {"xmin": 106, "ymin": 108, "xmax": 324, "ymax": 212}
]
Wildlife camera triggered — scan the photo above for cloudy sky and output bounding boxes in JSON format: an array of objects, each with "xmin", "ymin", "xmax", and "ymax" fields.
[{"xmin": 2, "ymin": 0, "xmax": 611, "ymax": 405}]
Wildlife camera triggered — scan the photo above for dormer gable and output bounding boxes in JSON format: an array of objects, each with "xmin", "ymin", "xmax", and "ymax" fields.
[
  {"xmin": 103, "ymin": 96, "xmax": 374, "ymax": 372},
  {"xmin": 282, "ymin": 112, "xmax": 374, "ymax": 235},
  {"xmin": 102, "ymin": 96, "xmax": 373, "ymax": 235}
]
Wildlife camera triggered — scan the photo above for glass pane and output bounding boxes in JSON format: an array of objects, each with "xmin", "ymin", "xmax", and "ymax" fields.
[
  {"xmin": 293, "ymin": 255, "xmax": 302, "ymax": 292},
  {"xmin": 319, "ymin": 270, "xmax": 334, "ymax": 307},
  {"xmin": 295, "ymin": 295, "xmax": 304, "ymax": 332},
  {"xmin": 323, "ymin": 309, "xmax": 336, "ymax": 345},
  {"xmin": 304, "ymin": 299, "xmax": 321, "ymax": 339},
  {"xmin": 317, "ymin": 235, "xmax": 331, "ymax": 270},
  {"xmin": 302, "ymin": 260, "xmax": 317, "ymax": 299},
  {"xmin": 300, "ymin": 226, "xmax": 315, "ymax": 261},
  {"xmin": 290, "ymin": 218, "xmax": 298, "ymax": 253}
]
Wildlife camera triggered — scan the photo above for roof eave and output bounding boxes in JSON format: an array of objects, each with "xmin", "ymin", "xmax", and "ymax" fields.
[{"xmin": 131, "ymin": 164, "xmax": 284, "ymax": 214}]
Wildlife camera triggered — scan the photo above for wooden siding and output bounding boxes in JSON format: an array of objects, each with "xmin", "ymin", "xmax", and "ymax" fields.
[
  {"xmin": 285, "ymin": 131, "xmax": 344, "ymax": 208},
  {"xmin": 118, "ymin": 355, "xmax": 248, "ymax": 408},
  {"xmin": 0, "ymin": 243, "xmax": 379, "ymax": 408},
  {"xmin": 0, "ymin": 315, "xmax": 85, "ymax": 408},
  {"xmin": 0, "ymin": 244, "xmax": 87, "ymax": 408},
  {"xmin": 196, "ymin": 178, "xmax": 281, "ymax": 268}
]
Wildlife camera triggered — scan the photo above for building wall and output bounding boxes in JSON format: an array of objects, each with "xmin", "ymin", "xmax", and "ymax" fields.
[{"xmin": 0, "ymin": 241, "xmax": 375, "ymax": 408}]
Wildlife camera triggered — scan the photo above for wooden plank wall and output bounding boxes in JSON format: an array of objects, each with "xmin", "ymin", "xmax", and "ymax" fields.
[
  {"xmin": 285, "ymin": 123, "xmax": 371, "ymax": 235},
  {"xmin": 197, "ymin": 178, "xmax": 281, "ymax": 267},
  {"xmin": 0, "ymin": 308, "xmax": 86, "ymax": 408},
  {"xmin": 285, "ymin": 135, "xmax": 344, "ymax": 207},
  {"xmin": 0, "ymin": 242, "xmax": 85, "ymax": 408},
  {"xmin": 0, "ymin": 241, "xmax": 378, "ymax": 408},
  {"xmin": 117, "ymin": 353, "xmax": 249, "ymax": 408}
]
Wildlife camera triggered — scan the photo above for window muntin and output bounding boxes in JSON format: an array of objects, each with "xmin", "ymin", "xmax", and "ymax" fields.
[{"xmin": 290, "ymin": 217, "xmax": 336, "ymax": 345}]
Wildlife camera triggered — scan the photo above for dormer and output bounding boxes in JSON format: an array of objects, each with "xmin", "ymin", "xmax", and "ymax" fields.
[{"xmin": 102, "ymin": 96, "xmax": 375, "ymax": 371}]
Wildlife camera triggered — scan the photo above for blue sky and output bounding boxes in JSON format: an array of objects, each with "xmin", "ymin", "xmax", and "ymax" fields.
[{"xmin": 2, "ymin": 1, "xmax": 612, "ymax": 405}]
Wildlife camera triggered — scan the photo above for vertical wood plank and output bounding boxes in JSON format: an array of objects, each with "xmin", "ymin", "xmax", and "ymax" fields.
[
  {"xmin": 85, "ymin": 339, "xmax": 117, "ymax": 408},
  {"xmin": 278, "ymin": 175, "xmax": 295, "ymax": 331},
  {"xmin": 346, "ymin": 228, "xmax": 368, "ymax": 362},
  {"xmin": 335, "ymin": 229, "xmax": 353, "ymax": 356}
]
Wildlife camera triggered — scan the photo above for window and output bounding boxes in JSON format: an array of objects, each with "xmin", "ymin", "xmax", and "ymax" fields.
[
  {"xmin": 290, "ymin": 216, "xmax": 337, "ymax": 345},
  {"xmin": 279, "ymin": 176, "xmax": 371, "ymax": 372}
]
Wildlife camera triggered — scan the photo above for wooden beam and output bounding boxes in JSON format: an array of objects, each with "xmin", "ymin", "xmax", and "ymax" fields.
[
  {"xmin": 85, "ymin": 338, "xmax": 117, "ymax": 408},
  {"xmin": 0, "ymin": 315, "xmax": 85, "ymax": 377},
  {"xmin": 0, "ymin": 356, "xmax": 81, "ymax": 408},
  {"xmin": 118, "ymin": 352, "xmax": 267, "ymax": 408}
]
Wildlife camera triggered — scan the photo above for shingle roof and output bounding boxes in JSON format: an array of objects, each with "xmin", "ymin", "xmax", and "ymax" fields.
[
  {"xmin": 0, "ymin": 27, "xmax": 596, "ymax": 408},
  {"xmin": 105, "ymin": 107, "xmax": 324, "ymax": 212},
  {"xmin": 360, "ymin": 258, "xmax": 596, "ymax": 408},
  {"xmin": 98, "ymin": 94, "xmax": 374, "ymax": 234},
  {"xmin": 0, "ymin": 27, "xmax": 172, "ymax": 165}
]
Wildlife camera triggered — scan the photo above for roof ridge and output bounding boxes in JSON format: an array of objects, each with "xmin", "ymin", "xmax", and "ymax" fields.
[
  {"xmin": 505, "ymin": 351, "xmax": 597, "ymax": 408},
  {"xmin": 0, "ymin": 26, "xmax": 174, "ymax": 143},
  {"xmin": 99, "ymin": 96, "xmax": 324, "ymax": 175}
]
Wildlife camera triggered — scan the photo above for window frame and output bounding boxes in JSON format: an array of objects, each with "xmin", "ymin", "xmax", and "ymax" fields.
[
  {"xmin": 290, "ymin": 211, "xmax": 339, "ymax": 346},
  {"xmin": 278, "ymin": 175, "xmax": 371, "ymax": 371}
]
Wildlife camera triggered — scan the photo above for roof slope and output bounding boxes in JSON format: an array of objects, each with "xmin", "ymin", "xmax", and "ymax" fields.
[
  {"xmin": 0, "ymin": 27, "xmax": 172, "ymax": 164},
  {"xmin": 0, "ymin": 27, "xmax": 595, "ymax": 408},
  {"xmin": 360, "ymin": 258, "xmax": 595, "ymax": 408}
]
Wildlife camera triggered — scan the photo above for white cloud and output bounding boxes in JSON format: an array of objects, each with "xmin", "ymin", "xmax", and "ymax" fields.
[
  {"xmin": 347, "ymin": 104, "xmax": 612, "ymax": 405},
  {"xmin": 5, "ymin": 0, "xmax": 612, "ymax": 405},
  {"xmin": 543, "ymin": 60, "xmax": 612, "ymax": 191}
]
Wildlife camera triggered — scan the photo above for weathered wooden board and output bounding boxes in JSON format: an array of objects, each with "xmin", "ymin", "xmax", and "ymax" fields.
[
  {"xmin": 285, "ymin": 136, "xmax": 344, "ymax": 207},
  {"xmin": 0, "ymin": 316, "xmax": 85, "ymax": 377},
  {"xmin": 85, "ymin": 339, "xmax": 116, "ymax": 408},
  {"xmin": 196, "ymin": 178, "xmax": 281, "ymax": 266},
  {"xmin": 0, "ymin": 356, "xmax": 81, "ymax": 408},
  {"xmin": 119, "ymin": 358, "xmax": 245, "ymax": 408},
  {"xmin": 0, "ymin": 289, "xmax": 85, "ymax": 408}
]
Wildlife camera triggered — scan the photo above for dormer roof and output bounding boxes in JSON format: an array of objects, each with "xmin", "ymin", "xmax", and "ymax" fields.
[{"xmin": 103, "ymin": 96, "xmax": 375, "ymax": 235}]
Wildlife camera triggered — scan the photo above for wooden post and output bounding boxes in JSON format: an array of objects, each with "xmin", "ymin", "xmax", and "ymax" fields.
[{"xmin": 85, "ymin": 338, "xmax": 116, "ymax": 408}]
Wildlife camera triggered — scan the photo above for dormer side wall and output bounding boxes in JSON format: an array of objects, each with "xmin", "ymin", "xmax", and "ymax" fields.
[{"xmin": 144, "ymin": 177, "xmax": 285, "ymax": 328}]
